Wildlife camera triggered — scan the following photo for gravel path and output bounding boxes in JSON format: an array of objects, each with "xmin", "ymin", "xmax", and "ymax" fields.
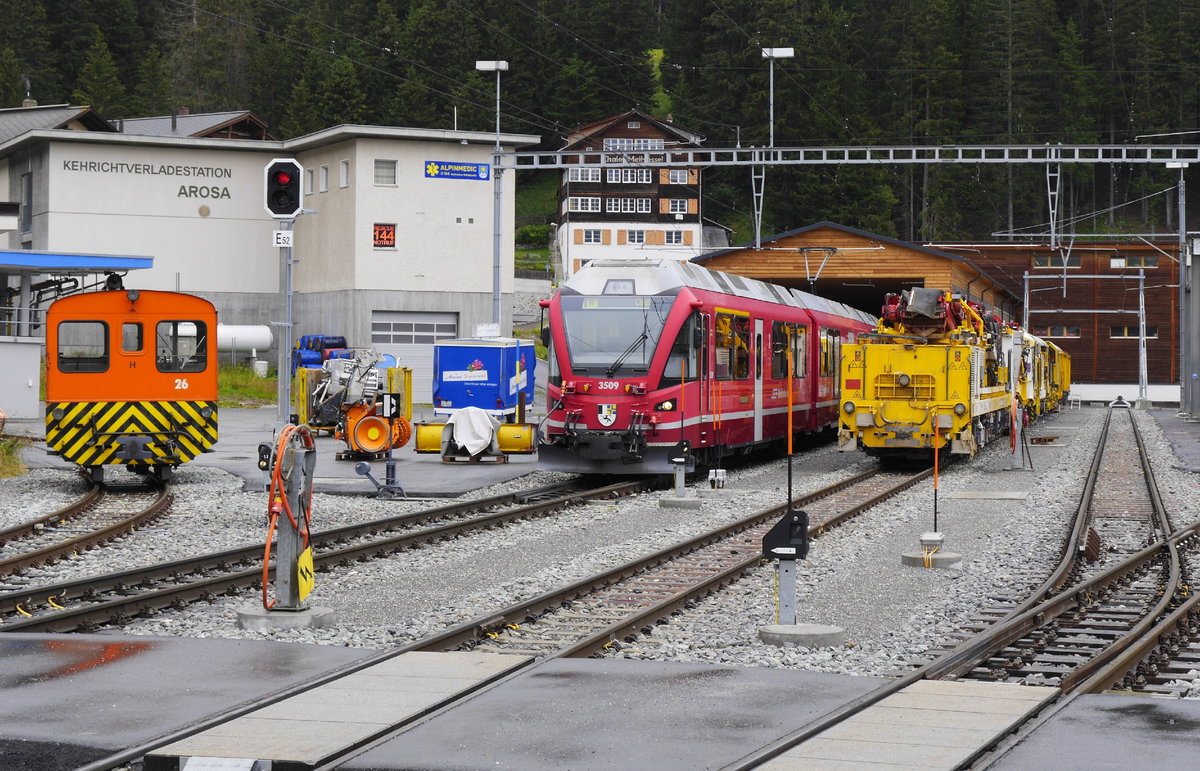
[{"xmin": 1, "ymin": 408, "xmax": 1197, "ymax": 692}]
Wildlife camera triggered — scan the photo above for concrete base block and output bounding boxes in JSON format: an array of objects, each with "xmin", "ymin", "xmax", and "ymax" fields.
[
  {"xmin": 237, "ymin": 605, "xmax": 335, "ymax": 631},
  {"xmin": 659, "ymin": 496, "xmax": 703, "ymax": 509},
  {"xmin": 758, "ymin": 624, "xmax": 845, "ymax": 648},
  {"xmin": 697, "ymin": 487, "xmax": 753, "ymax": 498},
  {"xmin": 900, "ymin": 550, "xmax": 963, "ymax": 569}
]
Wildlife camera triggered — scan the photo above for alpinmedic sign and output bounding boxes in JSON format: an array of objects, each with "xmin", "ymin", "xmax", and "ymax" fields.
[{"xmin": 424, "ymin": 161, "xmax": 489, "ymax": 180}]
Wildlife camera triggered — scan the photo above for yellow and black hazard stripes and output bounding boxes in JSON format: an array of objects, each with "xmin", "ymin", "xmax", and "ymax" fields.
[{"xmin": 46, "ymin": 400, "xmax": 217, "ymax": 468}]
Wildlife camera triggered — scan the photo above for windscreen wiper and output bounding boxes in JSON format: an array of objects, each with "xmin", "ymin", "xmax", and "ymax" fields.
[{"xmin": 605, "ymin": 331, "xmax": 649, "ymax": 378}]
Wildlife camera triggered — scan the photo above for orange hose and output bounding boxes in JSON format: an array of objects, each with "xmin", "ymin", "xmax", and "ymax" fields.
[{"xmin": 261, "ymin": 424, "xmax": 315, "ymax": 610}]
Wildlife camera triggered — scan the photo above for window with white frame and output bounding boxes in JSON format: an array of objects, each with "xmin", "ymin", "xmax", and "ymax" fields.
[
  {"xmin": 1110, "ymin": 255, "xmax": 1159, "ymax": 268},
  {"xmin": 607, "ymin": 197, "xmax": 652, "ymax": 213},
  {"xmin": 1033, "ymin": 325, "xmax": 1081, "ymax": 338},
  {"xmin": 668, "ymin": 198, "xmax": 688, "ymax": 214},
  {"xmin": 1111, "ymin": 325, "xmax": 1157, "ymax": 338},
  {"xmin": 603, "ymin": 137, "xmax": 663, "ymax": 151},
  {"xmin": 669, "ymin": 169, "xmax": 689, "ymax": 185},
  {"xmin": 569, "ymin": 196, "xmax": 601, "ymax": 212},
  {"xmin": 339, "ymin": 160, "xmax": 349, "ymax": 187},
  {"xmin": 628, "ymin": 230, "xmax": 645, "ymax": 244},
  {"xmin": 607, "ymin": 168, "xmax": 652, "ymax": 183},
  {"xmin": 1033, "ymin": 254, "xmax": 1080, "ymax": 268},
  {"xmin": 304, "ymin": 168, "xmax": 314, "ymax": 195},
  {"xmin": 373, "ymin": 159, "xmax": 397, "ymax": 185},
  {"xmin": 665, "ymin": 231, "xmax": 684, "ymax": 245},
  {"xmin": 627, "ymin": 121, "xmax": 640, "ymax": 128},
  {"xmin": 568, "ymin": 167, "xmax": 601, "ymax": 182},
  {"xmin": 318, "ymin": 165, "xmax": 329, "ymax": 192},
  {"xmin": 582, "ymin": 229, "xmax": 603, "ymax": 244}
]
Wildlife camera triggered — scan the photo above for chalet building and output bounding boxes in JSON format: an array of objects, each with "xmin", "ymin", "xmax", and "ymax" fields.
[
  {"xmin": 929, "ymin": 240, "xmax": 1181, "ymax": 395},
  {"xmin": 695, "ymin": 222, "xmax": 1182, "ymax": 399},
  {"xmin": 557, "ymin": 109, "xmax": 726, "ymax": 278}
]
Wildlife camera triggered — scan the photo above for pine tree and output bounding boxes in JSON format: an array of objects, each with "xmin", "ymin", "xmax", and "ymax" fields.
[
  {"xmin": 314, "ymin": 56, "xmax": 369, "ymax": 127},
  {"xmin": 132, "ymin": 46, "xmax": 175, "ymax": 117},
  {"xmin": 73, "ymin": 28, "xmax": 128, "ymax": 117},
  {"xmin": 0, "ymin": 0, "xmax": 58, "ymax": 102},
  {"xmin": 0, "ymin": 48, "xmax": 24, "ymax": 107}
]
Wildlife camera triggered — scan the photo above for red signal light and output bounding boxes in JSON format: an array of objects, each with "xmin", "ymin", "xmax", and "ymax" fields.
[{"xmin": 265, "ymin": 159, "xmax": 303, "ymax": 218}]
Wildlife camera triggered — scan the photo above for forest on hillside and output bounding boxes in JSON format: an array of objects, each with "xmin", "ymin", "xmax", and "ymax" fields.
[{"xmin": 2, "ymin": 0, "xmax": 1198, "ymax": 242}]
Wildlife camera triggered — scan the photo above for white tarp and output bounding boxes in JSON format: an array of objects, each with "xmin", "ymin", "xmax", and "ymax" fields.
[{"xmin": 443, "ymin": 406, "xmax": 500, "ymax": 456}]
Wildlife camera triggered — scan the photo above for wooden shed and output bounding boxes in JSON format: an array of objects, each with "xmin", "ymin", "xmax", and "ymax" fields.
[{"xmin": 693, "ymin": 222, "xmax": 1019, "ymax": 321}]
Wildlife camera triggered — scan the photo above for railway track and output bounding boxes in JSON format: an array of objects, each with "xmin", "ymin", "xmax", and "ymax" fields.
[
  {"xmin": 405, "ymin": 468, "xmax": 931, "ymax": 658},
  {"xmin": 915, "ymin": 409, "xmax": 1169, "ymax": 665},
  {"xmin": 1070, "ymin": 523, "xmax": 1200, "ymax": 696},
  {"xmin": 730, "ymin": 409, "xmax": 1191, "ymax": 769},
  {"xmin": 922, "ymin": 409, "xmax": 1175, "ymax": 687},
  {"xmin": 0, "ymin": 483, "xmax": 170, "ymax": 578},
  {"xmin": 0, "ymin": 478, "xmax": 649, "ymax": 632}
]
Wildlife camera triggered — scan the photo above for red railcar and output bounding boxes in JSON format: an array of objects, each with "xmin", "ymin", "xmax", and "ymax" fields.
[{"xmin": 539, "ymin": 259, "xmax": 876, "ymax": 473}]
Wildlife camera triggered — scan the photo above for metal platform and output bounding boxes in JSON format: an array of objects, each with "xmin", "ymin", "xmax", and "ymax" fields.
[
  {"xmin": 989, "ymin": 692, "xmax": 1200, "ymax": 770},
  {"xmin": 6, "ymin": 628, "xmax": 1200, "ymax": 770}
]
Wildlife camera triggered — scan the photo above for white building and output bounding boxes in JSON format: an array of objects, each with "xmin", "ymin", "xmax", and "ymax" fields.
[{"xmin": 0, "ymin": 105, "xmax": 539, "ymax": 399}]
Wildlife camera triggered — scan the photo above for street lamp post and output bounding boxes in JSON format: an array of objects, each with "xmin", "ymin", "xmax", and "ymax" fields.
[
  {"xmin": 761, "ymin": 47, "xmax": 794, "ymax": 149},
  {"xmin": 754, "ymin": 47, "xmax": 794, "ymax": 249},
  {"xmin": 476, "ymin": 60, "xmax": 508, "ymax": 329}
]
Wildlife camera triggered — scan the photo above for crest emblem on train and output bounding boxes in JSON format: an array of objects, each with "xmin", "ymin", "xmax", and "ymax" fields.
[{"xmin": 597, "ymin": 404, "xmax": 617, "ymax": 427}]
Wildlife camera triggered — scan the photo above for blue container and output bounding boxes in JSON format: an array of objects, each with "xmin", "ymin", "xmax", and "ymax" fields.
[
  {"xmin": 432, "ymin": 338, "xmax": 536, "ymax": 418},
  {"xmin": 292, "ymin": 348, "xmax": 322, "ymax": 372}
]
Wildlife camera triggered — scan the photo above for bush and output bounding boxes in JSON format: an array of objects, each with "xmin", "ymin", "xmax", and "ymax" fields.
[{"xmin": 516, "ymin": 224, "xmax": 553, "ymax": 248}]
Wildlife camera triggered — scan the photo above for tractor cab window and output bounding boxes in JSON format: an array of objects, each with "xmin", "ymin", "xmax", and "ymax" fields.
[
  {"xmin": 715, "ymin": 312, "xmax": 750, "ymax": 380},
  {"xmin": 122, "ymin": 322, "xmax": 143, "ymax": 353},
  {"xmin": 57, "ymin": 321, "xmax": 109, "ymax": 373},
  {"xmin": 658, "ymin": 312, "xmax": 704, "ymax": 389},
  {"xmin": 156, "ymin": 320, "xmax": 208, "ymax": 373}
]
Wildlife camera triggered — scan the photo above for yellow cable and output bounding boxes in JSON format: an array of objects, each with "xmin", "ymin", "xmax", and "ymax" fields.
[
  {"xmin": 48, "ymin": 595, "xmax": 64, "ymax": 609},
  {"xmin": 16, "ymin": 603, "xmax": 31, "ymax": 617},
  {"xmin": 774, "ymin": 565, "xmax": 779, "ymax": 623}
]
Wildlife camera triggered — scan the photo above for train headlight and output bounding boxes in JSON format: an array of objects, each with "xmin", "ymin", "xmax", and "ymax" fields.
[
  {"xmin": 52, "ymin": 407, "xmax": 64, "ymax": 420},
  {"xmin": 897, "ymin": 373, "xmax": 911, "ymax": 387},
  {"xmin": 843, "ymin": 401, "xmax": 855, "ymax": 414},
  {"xmin": 954, "ymin": 402, "xmax": 967, "ymax": 416},
  {"xmin": 199, "ymin": 406, "xmax": 214, "ymax": 418},
  {"xmin": 654, "ymin": 400, "xmax": 676, "ymax": 412}
]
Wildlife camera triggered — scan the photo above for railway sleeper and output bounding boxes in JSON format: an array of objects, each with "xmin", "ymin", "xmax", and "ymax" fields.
[
  {"xmin": 472, "ymin": 644, "xmax": 548, "ymax": 656},
  {"xmin": 1012, "ymin": 664, "xmax": 1076, "ymax": 676},
  {"xmin": 1056, "ymin": 619, "xmax": 1137, "ymax": 634}
]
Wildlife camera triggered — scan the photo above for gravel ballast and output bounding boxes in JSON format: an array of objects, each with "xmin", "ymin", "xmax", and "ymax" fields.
[{"xmin": 1, "ymin": 408, "xmax": 1197, "ymax": 689}]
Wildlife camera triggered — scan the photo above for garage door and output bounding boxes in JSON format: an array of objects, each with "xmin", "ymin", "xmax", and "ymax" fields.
[{"xmin": 371, "ymin": 311, "xmax": 458, "ymax": 403}]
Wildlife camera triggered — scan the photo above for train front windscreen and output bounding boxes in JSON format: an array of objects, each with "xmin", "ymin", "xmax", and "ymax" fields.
[{"xmin": 559, "ymin": 295, "xmax": 675, "ymax": 377}]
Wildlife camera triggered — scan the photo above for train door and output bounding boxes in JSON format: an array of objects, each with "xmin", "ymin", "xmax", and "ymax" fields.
[{"xmin": 753, "ymin": 318, "xmax": 764, "ymax": 441}]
